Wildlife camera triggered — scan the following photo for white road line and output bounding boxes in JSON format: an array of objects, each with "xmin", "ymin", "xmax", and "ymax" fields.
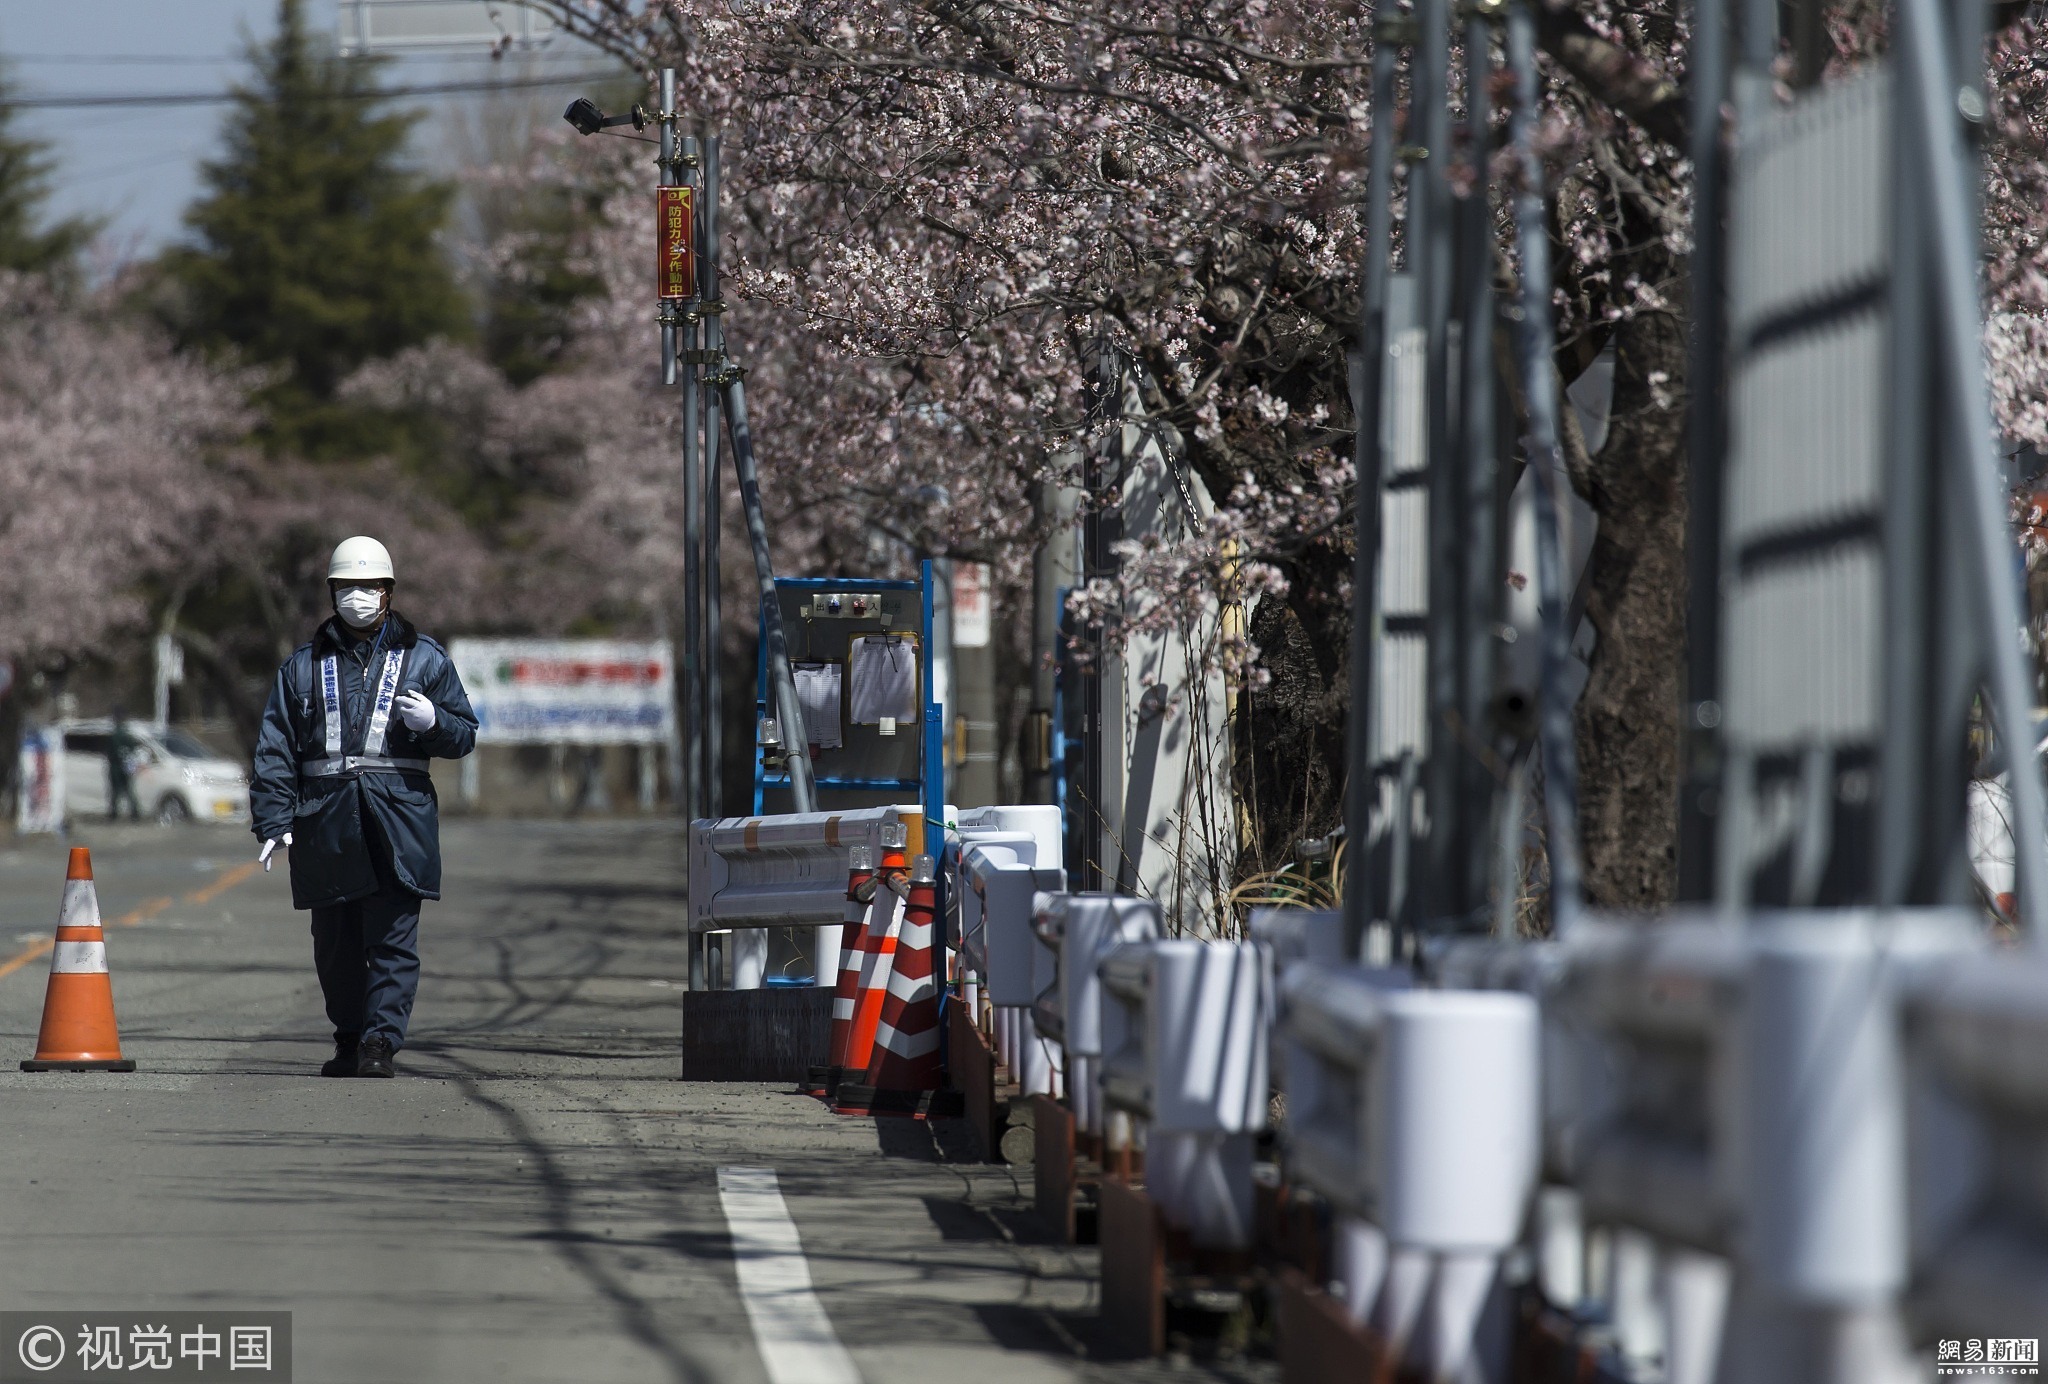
[{"xmin": 717, "ymin": 1166, "xmax": 863, "ymax": 1384}]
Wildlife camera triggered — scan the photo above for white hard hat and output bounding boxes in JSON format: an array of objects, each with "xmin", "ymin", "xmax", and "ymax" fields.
[{"xmin": 328, "ymin": 536, "xmax": 395, "ymax": 582}]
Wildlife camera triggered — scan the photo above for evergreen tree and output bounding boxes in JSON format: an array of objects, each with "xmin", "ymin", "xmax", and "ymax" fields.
[
  {"xmin": 163, "ymin": 0, "xmax": 467, "ymax": 455},
  {"xmin": 480, "ymin": 180, "xmax": 607, "ymax": 388},
  {"xmin": 0, "ymin": 65, "xmax": 96, "ymax": 277}
]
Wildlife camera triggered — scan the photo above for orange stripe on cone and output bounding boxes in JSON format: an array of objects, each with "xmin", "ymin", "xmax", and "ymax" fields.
[{"xmin": 23, "ymin": 847, "xmax": 134, "ymax": 1072}]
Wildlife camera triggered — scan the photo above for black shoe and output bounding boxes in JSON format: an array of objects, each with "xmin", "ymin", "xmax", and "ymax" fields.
[
  {"xmin": 355, "ymin": 1035, "xmax": 396, "ymax": 1078},
  {"xmin": 320, "ymin": 1036, "xmax": 359, "ymax": 1078}
]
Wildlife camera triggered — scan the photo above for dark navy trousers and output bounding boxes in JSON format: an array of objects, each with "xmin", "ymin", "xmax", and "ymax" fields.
[{"xmin": 310, "ymin": 890, "xmax": 421, "ymax": 1048}]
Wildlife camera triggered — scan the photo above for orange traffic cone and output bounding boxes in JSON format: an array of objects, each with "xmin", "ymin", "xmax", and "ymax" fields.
[
  {"xmin": 802, "ymin": 844, "xmax": 877, "ymax": 1098},
  {"xmin": 833, "ymin": 828, "xmax": 913, "ymax": 1114},
  {"xmin": 838, "ymin": 852, "xmax": 945, "ymax": 1117},
  {"xmin": 22, "ymin": 847, "xmax": 135, "ymax": 1072}
]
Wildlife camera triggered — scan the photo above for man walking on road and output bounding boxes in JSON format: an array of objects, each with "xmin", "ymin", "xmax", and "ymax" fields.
[{"xmin": 249, "ymin": 537, "xmax": 477, "ymax": 1078}]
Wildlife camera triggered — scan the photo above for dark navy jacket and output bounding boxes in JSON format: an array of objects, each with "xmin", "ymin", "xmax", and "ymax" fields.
[{"xmin": 250, "ymin": 613, "xmax": 477, "ymax": 910}]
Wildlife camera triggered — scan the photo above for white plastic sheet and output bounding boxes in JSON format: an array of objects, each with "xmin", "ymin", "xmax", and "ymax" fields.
[
  {"xmin": 792, "ymin": 662, "xmax": 843, "ymax": 750},
  {"xmin": 847, "ymin": 635, "xmax": 918, "ymax": 726}
]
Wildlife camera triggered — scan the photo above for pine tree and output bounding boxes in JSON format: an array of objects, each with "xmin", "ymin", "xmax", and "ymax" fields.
[
  {"xmin": 163, "ymin": 0, "xmax": 467, "ymax": 455},
  {"xmin": 0, "ymin": 65, "xmax": 96, "ymax": 277}
]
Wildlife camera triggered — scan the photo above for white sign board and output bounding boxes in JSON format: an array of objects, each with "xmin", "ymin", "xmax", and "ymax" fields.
[
  {"xmin": 17, "ymin": 728, "xmax": 64, "ymax": 834},
  {"xmin": 953, "ymin": 561, "xmax": 992, "ymax": 649},
  {"xmin": 337, "ymin": 0, "xmax": 555, "ymax": 54},
  {"xmin": 451, "ymin": 639, "xmax": 676, "ymax": 745}
]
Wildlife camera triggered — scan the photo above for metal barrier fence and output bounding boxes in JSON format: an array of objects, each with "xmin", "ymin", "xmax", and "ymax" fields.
[{"xmin": 682, "ymin": 803, "xmax": 2048, "ymax": 1379}]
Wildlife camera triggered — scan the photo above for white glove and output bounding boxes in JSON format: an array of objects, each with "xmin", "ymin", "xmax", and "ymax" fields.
[
  {"xmin": 260, "ymin": 832, "xmax": 293, "ymax": 871},
  {"xmin": 396, "ymin": 689, "xmax": 436, "ymax": 733}
]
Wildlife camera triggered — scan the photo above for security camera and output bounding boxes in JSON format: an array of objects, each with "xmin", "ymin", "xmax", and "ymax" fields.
[{"xmin": 562, "ymin": 98, "xmax": 647, "ymax": 137}]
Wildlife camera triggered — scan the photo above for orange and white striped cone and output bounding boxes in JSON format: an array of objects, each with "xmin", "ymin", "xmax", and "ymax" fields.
[
  {"xmin": 833, "ymin": 885, "xmax": 907, "ymax": 1113},
  {"xmin": 803, "ymin": 845, "xmax": 876, "ymax": 1098},
  {"xmin": 22, "ymin": 847, "xmax": 135, "ymax": 1073},
  {"xmin": 840, "ymin": 852, "xmax": 944, "ymax": 1116}
]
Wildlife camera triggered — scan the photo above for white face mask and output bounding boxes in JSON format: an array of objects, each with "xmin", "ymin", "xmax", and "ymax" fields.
[{"xmin": 334, "ymin": 586, "xmax": 387, "ymax": 630}]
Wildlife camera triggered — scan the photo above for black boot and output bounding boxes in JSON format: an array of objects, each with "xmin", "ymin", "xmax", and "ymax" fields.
[
  {"xmin": 320, "ymin": 1036, "xmax": 359, "ymax": 1078},
  {"xmin": 355, "ymin": 1034, "xmax": 396, "ymax": 1078}
]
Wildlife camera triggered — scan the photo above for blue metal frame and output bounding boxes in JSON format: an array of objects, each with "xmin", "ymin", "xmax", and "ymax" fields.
[{"xmin": 751, "ymin": 571, "xmax": 940, "ymax": 818}]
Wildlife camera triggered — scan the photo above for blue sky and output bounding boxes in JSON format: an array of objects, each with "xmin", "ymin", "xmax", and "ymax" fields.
[{"xmin": 1, "ymin": 1, "xmax": 618, "ymax": 257}]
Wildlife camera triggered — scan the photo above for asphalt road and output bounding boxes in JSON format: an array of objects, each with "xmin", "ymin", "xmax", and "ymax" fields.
[{"xmin": 0, "ymin": 819, "xmax": 1275, "ymax": 1384}]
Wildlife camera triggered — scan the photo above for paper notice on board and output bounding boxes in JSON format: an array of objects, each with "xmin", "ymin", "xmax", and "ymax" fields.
[
  {"xmin": 848, "ymin": 636, "xmax": 918, "ymax": 725},
  {"xmin": 793, "ymin": 662, "xmax": 844, "ymax": 749}
]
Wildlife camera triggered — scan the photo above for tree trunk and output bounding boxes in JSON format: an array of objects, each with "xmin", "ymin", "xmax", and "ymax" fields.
[{"xmin": 1572, "ymin": 302, "xmax": 1689, "ymax": 909}]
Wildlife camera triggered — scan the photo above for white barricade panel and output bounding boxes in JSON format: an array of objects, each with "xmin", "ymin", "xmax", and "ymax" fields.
[{"xmin": 688, "ymin": 808, "xmax": 901, "ymax": 933}]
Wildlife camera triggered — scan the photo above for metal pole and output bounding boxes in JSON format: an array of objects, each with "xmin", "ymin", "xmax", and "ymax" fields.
[
  {"xmin": 679, "ymin": 131, "xmax": 704, "ymax": 821},
  {"xmin": 722, "ymin": 374, "xmax": 818, "ymax": 812},
  {"xmin": 679, "ymin": 131, "xmax": 704, "ymax": 823},
  {"xmin": 1506, "ymin": 2, "xmax": 1585, "ymax": 933},
  {"xmin": 1458, "ymin": 7, "xmax": 1500, "ymax": 925},
  {"xmin": 1739, "ymin": 0, "xmax": 1777, "ymax": 65},
  {"xmin": 1344, "ymin": 34, "xmax": 1399, "ymax": 957},
  {"xmin": 1897, "ymin": 0, "xmax": 2048, "ymax": 942},
  {"xmin": 1079, "ymin": 344, "xmax": 1122, "ymax": 891},
  {"xmin": 1418, "ymin": 0, "xmax": 1459, "ymax": 933},
  {"xmin": 1877, "ymin": 61, "xmax": 1932, "ymax": 907},
  {"xmin": 661, "ymin": 71, "xmax": 707, "ymax": 989},
  {"xmin": 658, "ymin": 70, "xmax": 678, "ymax": 390},
  {"xmin": 1678, "ymin": 0, "xmax": 1731, "ymax": 902},
  {"xmin": 702, "ymin": 135, "xmax": 725, "ymax": 819}
]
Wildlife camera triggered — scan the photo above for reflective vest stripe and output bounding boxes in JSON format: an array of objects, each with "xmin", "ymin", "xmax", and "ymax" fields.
[{"xmin": 319, "ymin": 649, "xmax": 407, "ymax": 758}]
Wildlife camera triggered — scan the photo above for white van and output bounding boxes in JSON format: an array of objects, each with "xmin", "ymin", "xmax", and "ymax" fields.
[{"xmin": 59, "ymin": 721, "xmax": 251, "ymax": 826}]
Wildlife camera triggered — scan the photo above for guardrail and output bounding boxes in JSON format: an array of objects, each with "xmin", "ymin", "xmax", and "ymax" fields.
[
  {"xmin": 1099, "ymin": 938, "xmax": 1271, "ymax": 1248},
  {"xmin": 1905, "ymin": 948, "xmax": 2048, "ymax": 1351},
  {"xmin": 681, "ymin": 798, "xmax": 2048, "ymax": 1379},
  {"xmin": 958, "ymin": 832, "xmax": 1064, "ymax": 1097},
  {"xmin": 1429, "ymin": 908, "xmax": 1984, "ymax": 1384},
  {"xmin": 1276, "ymin": 960, "xmax": 1540, "ymax": 1378},
  {"xmin": 688, "ymin": 807, "xmax": 909, "ymax": 934},
  {"xmin": 1031, "ymin": 892, "xmax": 1161, "ymax": 1138}
]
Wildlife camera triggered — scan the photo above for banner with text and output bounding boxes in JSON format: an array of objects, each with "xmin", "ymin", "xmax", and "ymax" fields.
[{"xmin": 450, "ymin": 639, "xmax": 676, "ymax": 746}]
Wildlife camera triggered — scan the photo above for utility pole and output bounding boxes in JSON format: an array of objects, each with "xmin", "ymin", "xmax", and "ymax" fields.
[
  {"xmin": 655, "ymin": 70, "xmax": 703, "ymax": 823},
  {"xmin": 701, "ymin": 135, "xmax": 725, "ymax": 819},
  {"xmin": 680, "ymin": 131, "xmax": 706, "ymax": 821},
  {"xmin": 1343, "ymin": 31, "xmax": 1397, "ymax": 958},
  {"xmin": 1077, "ymin": 343, "xmax": 1126, "ymax": 891},
  {"xmin": 569, "ymin": 78, "xmax": 816, "ymax": 819}
]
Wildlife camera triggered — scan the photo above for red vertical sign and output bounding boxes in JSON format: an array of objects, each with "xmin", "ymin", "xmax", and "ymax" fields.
[{"xmin": 657, "ymin": 185, "xmax": 695, "ymax": 300}]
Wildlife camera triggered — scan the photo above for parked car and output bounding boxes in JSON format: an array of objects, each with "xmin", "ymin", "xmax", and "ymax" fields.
[{"xmin": 59, "ymin": 720, "xmax": 250, "ymax": 826}]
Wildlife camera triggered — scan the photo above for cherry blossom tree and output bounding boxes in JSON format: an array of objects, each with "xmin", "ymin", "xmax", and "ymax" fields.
[
  {"xmin": 0, "ymin": 274, "xmax": 247, "ymax": 670},
  {"xmin": 404, "ymin": 2, "xmax": 2048, "ymax": 907}
]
